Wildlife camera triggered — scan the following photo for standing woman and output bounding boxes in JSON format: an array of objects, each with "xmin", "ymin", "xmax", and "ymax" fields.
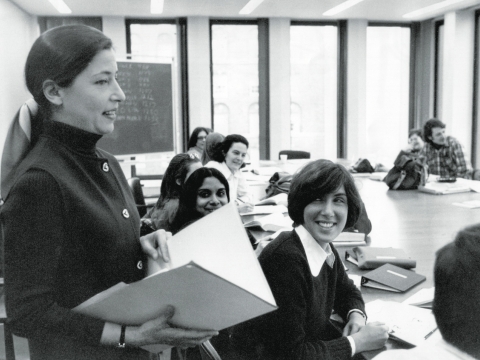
[
  {"xmin": 187, "ymin": 127, "xmax": 210, "ymax": 160},
  {"xmin": 205, "ymin": 134, "xmax": 253, "ymax": 213},
  {"xmin": 0, "ymin": 25, "xmax": 216, "ymax": 360}
]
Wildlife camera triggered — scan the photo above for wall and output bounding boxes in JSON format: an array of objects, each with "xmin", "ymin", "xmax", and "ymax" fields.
[{"xmin": 0, "ymin": 0, "xmax": 38, "ymax": 158}]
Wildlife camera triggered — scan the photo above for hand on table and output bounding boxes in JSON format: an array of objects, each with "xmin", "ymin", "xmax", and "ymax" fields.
[{"xmin": 350, "ymin": 322, "xmax": 389, "ymax": 353}]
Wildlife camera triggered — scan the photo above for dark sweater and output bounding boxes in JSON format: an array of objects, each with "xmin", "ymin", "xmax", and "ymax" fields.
[
  {"xmin": 248, "ymin": 230, "xmax": 365, "ymax": 360},
  {"xmin": 1, "ymin": 121, "xmax": 150, "ymax": 360}
]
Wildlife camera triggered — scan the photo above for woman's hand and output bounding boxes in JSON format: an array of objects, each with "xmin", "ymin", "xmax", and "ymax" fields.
[
  {"xmin": 342, "ymin": 312, "xmax": 366, "ymax": 336},
  {"xmin": 140, "ymin": 229, "xmax": 171, "ymax": 263},
  {"xmin": 128, "ymin": 306, "xmax": 218, "ymax": 348},
  {"xmin": 350, "ymin": 322, "xmax": 389, "ymax": 353},
  {"xmin": 237, "ymin": 202, "xmax": 254, "ymax": 214}
]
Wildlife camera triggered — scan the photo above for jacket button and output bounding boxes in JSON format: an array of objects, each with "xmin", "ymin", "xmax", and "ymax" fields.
[
  {"xmin": 137, "ymin": 261, "xmax": 143, "ymax": 270},
  {"xmin": 102, "ymin": 162, "xmax": 110, "ymax": 172},
  {"xmin": 122, "ymin": 209, "xmax": 130, "ymax": 218}
]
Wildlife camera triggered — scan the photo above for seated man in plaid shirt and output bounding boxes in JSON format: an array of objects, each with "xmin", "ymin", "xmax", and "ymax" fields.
[{"xmin": 419, "ymin": 118, "xmax": 472, "ymax": 179}]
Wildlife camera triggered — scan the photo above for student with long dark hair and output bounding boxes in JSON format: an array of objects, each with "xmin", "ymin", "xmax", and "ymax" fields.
[
  {"xmin": 1, "ymin": 25, "xmax": 216, "ymax": 360},
  {"xmin": 187, "ymin": 127, "xmax": 210, "ymax": 160},
  {"xmin": 143, "ymin": 153, "xmax": 202, "ymax": 231}
]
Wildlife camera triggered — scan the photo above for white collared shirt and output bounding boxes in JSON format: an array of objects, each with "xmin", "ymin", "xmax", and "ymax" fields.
[
  {"xmin": 205, "ymin": 160, "xmax": 251, "ymax": 203},
  {"xmin": 295, "ymin": 225, "xmax": 362, "ymax": 356}
]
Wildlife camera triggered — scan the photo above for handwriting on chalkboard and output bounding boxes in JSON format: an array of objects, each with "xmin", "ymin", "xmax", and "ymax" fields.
[{"xmin": 97, "ymin": 61, "xmax": 174, "ymax": 155}]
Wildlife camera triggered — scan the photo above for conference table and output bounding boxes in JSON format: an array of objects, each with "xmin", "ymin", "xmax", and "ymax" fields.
[{"xmin": 244, "ymin": 160, "xmax": 480, "ymax": 359}]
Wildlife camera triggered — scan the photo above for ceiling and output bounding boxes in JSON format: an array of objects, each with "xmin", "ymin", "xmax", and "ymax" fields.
[{"xmin": 7, "ymin": 0, "xmax": 480, "ymax": 22}]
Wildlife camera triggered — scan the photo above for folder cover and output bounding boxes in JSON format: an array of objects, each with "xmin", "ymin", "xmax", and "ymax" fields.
[
  {"xmin": 346, "ymin": 247, "xmax": 416, "ymax": 270},
  {"xmin": 361, "ymin": 263, "xmax": 426, "ymax": 292},
  {"xmin": 74, "ymin": 203, "xmax": 277, "ymax": 353}
]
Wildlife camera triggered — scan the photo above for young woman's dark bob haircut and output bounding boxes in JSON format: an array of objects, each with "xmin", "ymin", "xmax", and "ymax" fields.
[
  {"xmin": 170, "ymin": 167, "xmax": 230, "ymax": 234},
  {"xmin": 288, "ymin": 159, "xmax": 362, "ymax": 229},
  {"xmin": 210, "ymin": 134, "xmax": 249, "ymax": 163}
]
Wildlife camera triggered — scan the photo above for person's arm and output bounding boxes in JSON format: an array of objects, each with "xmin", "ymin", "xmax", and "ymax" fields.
[
  {"xmin": 3, "ymin": 170, "xmax": 106, "ymax": 344},
  {"xmin": 451, "ymin": 140, "xmax": 471, "ymax": 179},
  {"xmin": 256, "ymin": 249, "xmax": 353, "ymax": 360}
]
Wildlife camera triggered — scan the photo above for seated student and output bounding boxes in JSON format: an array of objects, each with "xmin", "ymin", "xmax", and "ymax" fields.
[
  {"xmin": 403, "ymin": 129, "xmax": 425, "ymax": 157},
  {"xmin": 374, "ymin": 223, "xmax": 480, "ymax": 360},
  {"xmin": 169, "ymin": 167, "xmax": 229, "ymax": 234},
  {"xmin": 235, "ymin": 159, "xmax": 388, "ymax": 360},
  {"xmin": 418, "ymin": 118, "xmax": 472, "ymax": 179},
  {"xmin": 201, "ymin": 132, "xmax": 225, "ymax": 165},
  {"xmin": 169, "ymin": 167, "xmax": 257, "ymax": 248},
  {"xmin": 187, "ymin": 127, "xmax": 210, "ymax": 160},
  {"xmin": 142, "ymin": 153, "xmax": 201, "ymax": 232},
  {"xmin": 205, "ymin": 134, "xmax": 254, "ymax": 213}
]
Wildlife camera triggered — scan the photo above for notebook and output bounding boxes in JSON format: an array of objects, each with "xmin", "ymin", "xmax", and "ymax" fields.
[
  {"xmin": 361, "ymin": 263, "xmax": 426, "ymax": 292},
  {"xmin": 345, "ymin": 247, "xmax": 416, "ymax": 270},
  {"xmin": 417, "ymin": 181, "xmax": 471, "ymax": 195}
]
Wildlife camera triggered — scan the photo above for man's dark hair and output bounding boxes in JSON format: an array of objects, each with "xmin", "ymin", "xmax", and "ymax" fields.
[
  {"xmin": 423, "ymin": 119, "xmax": 445, "ymax": 145},
  {"xmin": 433, "ymin": 223, "xmax": 480, "ymax": 358}
]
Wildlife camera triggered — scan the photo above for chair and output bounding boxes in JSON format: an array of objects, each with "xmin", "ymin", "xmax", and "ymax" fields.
[
  {"xmin": 127, "ymin": 177, "xmax": 148, "ymax": 217},
  {"xmin": 0, "ymin": 293, "xmax": 16, "ymax": 360},
  {"xmin": 278, "ymin": 150, "xmax": 311, "ymax": 160}
]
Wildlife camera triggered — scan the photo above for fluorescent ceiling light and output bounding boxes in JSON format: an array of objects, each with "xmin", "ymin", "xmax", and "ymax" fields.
[
  {"xmin": 239, "ymin": 0, "xmax": 264, "ymax": 14},
  {"xmin": 323, "ymin": 0, "xmax": 364, "ymax": 16},
  {"xmin": 403, "ymin": 0, "xmax": 466, "ymax": 19},
  {"xmin": 48, "ymin": 0, "xmax": 72, "ymax": 14},
  {"xmin": 151, "ymin": 0, "xmax": 164, "ymax": 14}
]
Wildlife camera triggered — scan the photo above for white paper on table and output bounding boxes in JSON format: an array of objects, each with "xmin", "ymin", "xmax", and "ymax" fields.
[
  {"xmin": 402, "ymin": 287, "xmax": 435, "ymax": 307},
  {"xmin": 365, "ymin": 299, "xmax": 437, "ymax": 346},
  {"xmin": 240, "ymin": 204, "xmax": 288, "ymax": 216}
]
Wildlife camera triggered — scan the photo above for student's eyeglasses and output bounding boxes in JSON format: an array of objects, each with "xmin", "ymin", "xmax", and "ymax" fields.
[{"xmin": 198, "ymin": 136, "xmax": 207, "ymax": 141}]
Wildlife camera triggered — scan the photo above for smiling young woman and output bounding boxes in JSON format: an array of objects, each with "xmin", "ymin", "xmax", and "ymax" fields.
[{"xmin": 234, "ymin": 160, "xmax": 388, "ymax": 360}]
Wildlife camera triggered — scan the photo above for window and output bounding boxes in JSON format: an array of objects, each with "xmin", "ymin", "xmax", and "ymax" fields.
[
  {"xmin": 290, "ymin": 24, "xmax": 338, "ymax": 160},
  {"xmin": 211, "ymin": 22, "xmax": 260, "ymax": 161},
  {"xmin": 366, "ymin": 25, "xmax": 411, "ymax": 165},
  {"xmin": 434, "ymin": 22, "xmax": 444, "ymax": 119}
]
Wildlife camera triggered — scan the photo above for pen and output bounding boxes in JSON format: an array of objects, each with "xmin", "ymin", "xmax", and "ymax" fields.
[{"xmin": 424, "ymin": 327, "xmax": 437, "ymax": 340}]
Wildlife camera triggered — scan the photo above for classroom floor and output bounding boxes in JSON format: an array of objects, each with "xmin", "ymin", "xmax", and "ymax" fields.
[{"xmin": 0, "ymin": 325, "xmax": 29, "ymax": 360}]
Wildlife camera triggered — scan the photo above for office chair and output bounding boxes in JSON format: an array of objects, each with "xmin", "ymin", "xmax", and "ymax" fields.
[
  {"xmin": 127, "ymin": 177, "xmax": 148, "ymax": 217},
  {"xmin": 278, "ymin": 150, "xmax": 311, "ymax": 160}
]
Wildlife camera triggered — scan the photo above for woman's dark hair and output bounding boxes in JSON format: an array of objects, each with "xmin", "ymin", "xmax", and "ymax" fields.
[
  {"xmin": 288, "ymin": 159, "xmax": 362, "ymax": 229},
  {"xmin": 210, "ymin": 134, "xmax": 249, "ymax": 163},
  {"xmin": 423, "ymin": 118, "xmax": 445, "ymax": 144},
  {"xmin": 170, "ymin": 167, "xmax": 230, "ymax": 234},
  {"xmin": 408, "ymin": 128, "xmax": 423, "ymax": 141},
  {"xmin": 187, "ymin": 127, "xmax": 210, "ymax": 149},
  {"xmin": 25, "ymin": 25, "xmax": 112, "ymax": 112},
  {"xmin": 25, "ymin": 25, "xmax": 113, "ymax": 144},
  {"xmin": 433, "ymin": 223, "xmax": 480, "ymax": 357},
  {"xmin": 156, "ymin": 153, "xmax": 201, "ymax": 208},
  {"xmin": 201, "ymin": 132, "xmax": 225, "ymax": 165}
]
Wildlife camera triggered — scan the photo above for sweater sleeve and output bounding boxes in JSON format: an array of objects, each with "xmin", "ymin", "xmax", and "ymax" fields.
[
  {"xmin": 256, "ymin": 249, "xmax": 352, "ymax": 360},
  {"xmin": 2, "ymin": 169, "xmax": 105, "ymax": 344},
  {"xmin": 331, "ymin": 246, "xmax": 365, "ymax": 321}
]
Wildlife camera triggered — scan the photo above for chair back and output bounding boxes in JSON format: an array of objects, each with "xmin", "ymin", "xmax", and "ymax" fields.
[
  {"xmin": 127, "ymin": 177, "xmax": 147, "ymax": 217},
  {"xmin": 278, "ymin": 150, "xmax": 311, "ymax": 160}
]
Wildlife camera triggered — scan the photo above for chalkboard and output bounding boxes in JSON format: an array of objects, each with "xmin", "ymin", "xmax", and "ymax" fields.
[{"xmin": 97, "ymin": 61, "xmax": 174, "ymax": 155}]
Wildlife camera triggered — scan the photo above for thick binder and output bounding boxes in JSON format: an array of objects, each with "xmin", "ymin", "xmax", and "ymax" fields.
[
  {"xmin": 74, "ymin": 203, "xmax": 277, "ymax": 353},
  {"xmin": 361, "ymin": 263, "xmax": 425, "ymax": 292},
  {"xmin": 346, "ymin": 247, "xmax": 416, "ymax": 269}
]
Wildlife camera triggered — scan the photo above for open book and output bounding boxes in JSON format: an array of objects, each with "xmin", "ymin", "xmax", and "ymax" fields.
[
  {"xmin": 240, "ymin": 204, "xmax": 288, "ymax": 216},
  {"xmin": 255, "ymin": 193, "xmax": 288, "ymax": 206},
  {"xmin": 243, "ymin": 212, "xmax": 293, "ymax": 232},
  {"xmin": 74, "ymin": 203, "xmax": 277, "ymax": 353}
]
